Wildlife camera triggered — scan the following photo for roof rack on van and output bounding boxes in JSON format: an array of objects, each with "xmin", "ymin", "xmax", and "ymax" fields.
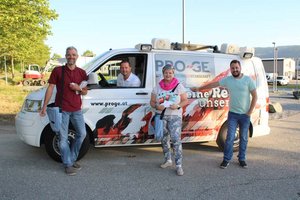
[
  {"xmin": 135, "ymin": 38, "xmax": 255, "ymax": 59},
  {"xmin": 171, "ymin": 42, "xmax": 219, "ymax": 53},
  {"xmin": 220, "ymin": 43, "xmax": 255, "ymax": 59}
]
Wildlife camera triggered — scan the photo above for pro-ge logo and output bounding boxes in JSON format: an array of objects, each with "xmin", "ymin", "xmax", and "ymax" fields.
[{"xmin": 155, "ymin": 60, "xmax": 210, "ymax": 73}]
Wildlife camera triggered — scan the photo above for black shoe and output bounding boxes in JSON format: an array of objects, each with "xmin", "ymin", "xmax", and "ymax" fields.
[
  {"xmin": 73, "ymin": 162, "xmax": 82, "ymax": 171},
  {"xmin": 220, "ymin": 160, "xmax": 229, "ymax": 169},
  {"xmin": 65, "ymin": 167, "xmax": 77, "ymax": 176},
  {"xmin": 239, "ymin": 160, "xmax": 248, "ymax": 168}
]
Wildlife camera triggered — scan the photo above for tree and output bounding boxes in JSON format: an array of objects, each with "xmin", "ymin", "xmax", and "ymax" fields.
[
  {"xmin": 82, "ymin": 50, "xmax": 95, "ymax": 57},
  {"xmin": 0, "ymin": 0, "xmax": 58, "ymax": 78},
  {"xmin": 51, "ymin": 53, "xmax": 62, "ymax": 61}
]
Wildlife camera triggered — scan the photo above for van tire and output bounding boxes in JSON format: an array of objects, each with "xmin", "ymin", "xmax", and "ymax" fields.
[
  {"xmin": 44, "ymin": 127, "xmax": 90, "ymax": 162},
  {"xmin": 216, "ymin": 122, "xmax": 239, "ymax": 152}
]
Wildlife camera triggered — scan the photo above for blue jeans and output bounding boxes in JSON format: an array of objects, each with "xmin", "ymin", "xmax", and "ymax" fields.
[
  {"xmin": 223, "ymin": 111, "xmax": 250, "ymax": 162},
  {"xmin": 59, "ymin": 110, "xmax": 86, "ymax": 167}
]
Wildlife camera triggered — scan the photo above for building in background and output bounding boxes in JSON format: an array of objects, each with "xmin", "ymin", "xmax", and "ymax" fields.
[
  {"xmin": 262, "ymin": 58, "xmax": 295, "ymax": 80},
  {"xmin": 295, "ymin": 59, "xmax": 300, "ymax": 79}
]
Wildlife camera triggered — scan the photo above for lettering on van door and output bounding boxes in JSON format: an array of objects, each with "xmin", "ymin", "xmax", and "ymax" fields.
[
  {"xmin": 155, "ymin": 54, "xmax": 215, "ymax": 87},
  {"xmin": 90, "ymin": 101, "xmax": 128, "ymax": 107},
  {"xmin": 187, "ymin": 87, "xmax": 229, "ymax": 108}
]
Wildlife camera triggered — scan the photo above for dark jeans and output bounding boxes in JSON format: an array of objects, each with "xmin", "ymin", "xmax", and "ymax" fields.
[{"xmin": 224, "ymin": 111, "xmax": 250, "ymax": 162}]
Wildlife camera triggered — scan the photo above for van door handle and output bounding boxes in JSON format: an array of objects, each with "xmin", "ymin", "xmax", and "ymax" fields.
[{"xmin": 136, "ymin": 92, "xmax": 148, "ymax": 95}]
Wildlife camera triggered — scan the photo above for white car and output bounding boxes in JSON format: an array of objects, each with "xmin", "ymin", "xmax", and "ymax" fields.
[{"xmin": 276, "ymin": 76, "xmax": 289, "ymax": 86}]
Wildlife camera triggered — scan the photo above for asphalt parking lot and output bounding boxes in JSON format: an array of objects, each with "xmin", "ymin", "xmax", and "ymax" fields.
[{"xmin": 0, "ymin": 91, "xmax": 299, "ymax": 200}]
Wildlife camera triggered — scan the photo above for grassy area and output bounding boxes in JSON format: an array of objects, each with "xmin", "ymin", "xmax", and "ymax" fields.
[
  {"xmin": 0, "ymin": 77, "xmax": 31, "ymax": 123},
  {"xmin": 0, "ymin": 70, "xmax": 51, "ymax": 124}
]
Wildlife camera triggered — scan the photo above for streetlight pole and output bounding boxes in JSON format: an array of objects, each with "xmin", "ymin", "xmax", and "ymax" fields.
[
  {"xmin": 296, "ymin": 58, "xmax": 299, "ymax": 91},
  {"xmin": 275, "ymin": 47, "xmax": 278, "ymax": 91},
  {"xmin": 272, "ymin": 42, "xmax": 276, "ymax": 92},
  {"xmin": 182, "ymin": 0, "xmax": 185, "ymax": 44}
]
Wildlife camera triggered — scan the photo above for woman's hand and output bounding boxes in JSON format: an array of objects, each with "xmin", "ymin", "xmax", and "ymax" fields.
[{"xmin": 156, "ymin": 104, "xmax": 165, "ymax": 111}]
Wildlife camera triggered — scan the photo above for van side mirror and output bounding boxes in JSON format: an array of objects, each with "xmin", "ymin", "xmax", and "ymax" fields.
[{"xmin": 88, "ymin": 73, "xmax": 99, "ymax": 85}]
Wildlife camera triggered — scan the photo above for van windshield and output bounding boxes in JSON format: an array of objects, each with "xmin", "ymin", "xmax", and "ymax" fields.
[{"xmin": 81, "ymin": 51, "xmax": 111, "ymax": 71}]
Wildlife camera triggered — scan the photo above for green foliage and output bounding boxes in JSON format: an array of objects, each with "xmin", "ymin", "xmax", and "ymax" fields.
[
  {"xmin": 82, "ymin": 50, "xmax": 95, "ymax": 57},
  {"xmin": 0, "ymin": 0, "xmax": 58, "ymax": 74},
  {"xmin": 51, "ymin": 53, "xmax": 62, "ymax": 61},
  {"xmin": 0, "ymin": 77, "xmax": 30, "ymax": 119}
]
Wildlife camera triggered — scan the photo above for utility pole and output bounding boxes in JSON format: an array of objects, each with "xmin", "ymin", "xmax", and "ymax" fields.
[
  {"xmin": 275, "ymin": 47, "xmax": 278, "ymax": 91},
  {"xmin": 296, "ymin": 58, "xmax": 299, "ymax": 90},
  {"xmin": 182, "ymin": 0, "xmax": 185, "ymax": 44},
  {"xmin": 272, "ymin": 42, "xmax": 276, "ymax": 92}
]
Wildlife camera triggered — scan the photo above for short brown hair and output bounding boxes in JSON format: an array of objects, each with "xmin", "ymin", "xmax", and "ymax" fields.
[{"xmin": 230, "ymin": 60, "xmax": 241, "ymax": 66}]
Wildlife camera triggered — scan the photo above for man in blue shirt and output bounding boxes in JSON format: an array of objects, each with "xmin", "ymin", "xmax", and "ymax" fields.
[{"xmin": 193, "ymin": 60, "xmax": 257, "ymax": 169}]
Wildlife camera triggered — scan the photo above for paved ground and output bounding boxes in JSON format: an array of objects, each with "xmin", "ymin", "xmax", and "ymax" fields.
[
  {"xmin": 0, "ymin": 113, "xmax": 299, "ymax": 200},
  {"xmin": 0, "ymin": 90, "xmax": 299, "ymax": 200},
  {"xmin": 269, "ymin": 90, "xmax": 300, "ymax": 119}
]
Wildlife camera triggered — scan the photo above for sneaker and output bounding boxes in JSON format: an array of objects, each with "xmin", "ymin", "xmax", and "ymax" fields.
[
  {"xmin": 160, "ymin": 160, "xmax": 172, "ymax": 168},
  {"xmin": 65, "ymin": 167, "xmax": 77, "ymax": 176},
  {"xmin": 220, "ymin": 160, "xmax": 229, "ymax": 169},
  {"xmin": 73, "ymin": 162, "xmax": 82, "ymax": 171},
  {"xmin": 239, "ymin": 160, "xmax": 248, "ymax": 168},
  {"xmin": 176, "ymin": 167, "xmax": 184, "ymax": 176}
]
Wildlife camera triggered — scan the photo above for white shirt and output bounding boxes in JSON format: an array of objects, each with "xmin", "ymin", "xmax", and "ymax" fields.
[{"xmin": 117, "ymin": 73, "xmax": 141, "ymax": 87}]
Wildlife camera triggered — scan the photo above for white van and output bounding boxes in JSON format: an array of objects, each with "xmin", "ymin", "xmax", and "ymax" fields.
[{"xmin": 15, "ymin": 39, "xmax": 270, "ymax": 161}]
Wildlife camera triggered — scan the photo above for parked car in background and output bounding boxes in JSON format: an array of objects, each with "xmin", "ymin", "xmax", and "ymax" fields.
[
  {"xmin": 267, "ymin": 75, "xmax": 289, "ymax": 86},
  {"xmin": 276, "ymin": 76, "xmax": 289, "ymax": 86}
]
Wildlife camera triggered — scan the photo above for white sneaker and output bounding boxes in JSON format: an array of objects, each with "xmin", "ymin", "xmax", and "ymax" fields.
[
  {"xmin": 176, "ymin": 167, "xmax": 184, "ymax": 176},
  {"xmin": 160, "ymin": 160, "xmax": 172, "ymax": 168}
]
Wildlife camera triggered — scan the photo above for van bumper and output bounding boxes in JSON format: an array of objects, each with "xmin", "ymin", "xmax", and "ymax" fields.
[{"xmin": 15, "ymin": 111, "xmax": 46, "ymax": 147}]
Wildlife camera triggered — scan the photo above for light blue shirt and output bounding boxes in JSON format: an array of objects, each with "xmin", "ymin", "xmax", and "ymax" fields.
[{"xmin": 219, "ymin": 75, "xmax": 256, "ymax": 114}]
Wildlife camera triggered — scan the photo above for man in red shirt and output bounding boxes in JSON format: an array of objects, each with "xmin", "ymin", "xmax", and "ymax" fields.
[{"xmin": 40, "ymin": 46, "xmax": 88, "ymax": 176}]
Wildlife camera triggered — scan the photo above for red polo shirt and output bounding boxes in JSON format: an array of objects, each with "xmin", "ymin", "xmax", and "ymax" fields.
[{"xmin": 48, "ymin": 66, "xmax": 88, "ymax": 112}]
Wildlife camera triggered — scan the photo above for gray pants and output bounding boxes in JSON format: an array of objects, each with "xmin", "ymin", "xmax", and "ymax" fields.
[{"xmin": 161, "ymin": 115, "xmax": 183, "ymax": 167}]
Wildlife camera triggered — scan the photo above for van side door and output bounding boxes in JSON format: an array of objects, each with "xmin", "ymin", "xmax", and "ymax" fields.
[{"xmin": 82, "ymin": 53, "xmax": 155, "ymax": 146}]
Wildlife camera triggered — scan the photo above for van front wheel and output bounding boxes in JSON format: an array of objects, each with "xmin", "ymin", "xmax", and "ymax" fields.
[
  {"xmin": 216, "ymin": 122, "xmax": 240, "ymax": 152},
  {"xmin": 44, "ymin": 127, "xmax": 90, "ymax": 162}
]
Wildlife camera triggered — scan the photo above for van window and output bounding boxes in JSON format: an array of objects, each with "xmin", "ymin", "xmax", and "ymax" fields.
[{"xmin": 91, "ymin": 54, "xmax": 147, "ymax": 88}]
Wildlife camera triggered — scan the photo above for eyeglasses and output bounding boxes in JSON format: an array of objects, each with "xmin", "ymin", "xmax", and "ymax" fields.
[{"xmin": 162, "ymin": 64, "xmax": 175, "ymax": 71}]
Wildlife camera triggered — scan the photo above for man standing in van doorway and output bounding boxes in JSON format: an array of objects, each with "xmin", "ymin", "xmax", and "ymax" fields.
[
  {"xmin": 192, "ymin": 60, "xmax": 257, "ymax": 169},
  {"xmin": 117, "ymin": 60, "xmax": 141, "ymax": 87},
  {"xmin": 40, "ymin": 46, "xmax": 88, "ymax": 176}
]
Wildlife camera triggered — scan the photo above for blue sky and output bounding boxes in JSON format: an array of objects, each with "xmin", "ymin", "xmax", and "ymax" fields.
[{"xmin": 46, "ymin": 0, "xmax": 300, "ymax": 56}]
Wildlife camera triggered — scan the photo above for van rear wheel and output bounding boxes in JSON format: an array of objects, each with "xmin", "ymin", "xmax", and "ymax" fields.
[
  {"xmin": 216, "ymin": 122, "xmax": 240, "ymax": 152},
  {"xmin": 44, "ymin": 127, "xmax": 90, "ymax": 162}
]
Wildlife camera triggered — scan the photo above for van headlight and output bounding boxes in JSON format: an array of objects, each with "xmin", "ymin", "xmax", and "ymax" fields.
[{"xmin": 23, "ymin": 99, "xmax": 43, "ymax": 112}]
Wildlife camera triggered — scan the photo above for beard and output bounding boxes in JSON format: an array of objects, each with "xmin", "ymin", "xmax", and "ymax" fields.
[
  {"xmin": 232, "ymin": 71, "xmax": 240, "ymax": 77},
  {"xmin": 66, "ymin": 58, "xmax": 77, "ymax": 66}
]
